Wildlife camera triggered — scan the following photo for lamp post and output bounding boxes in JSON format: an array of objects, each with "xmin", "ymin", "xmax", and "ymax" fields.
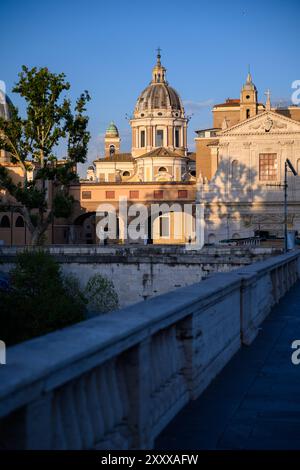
[
  {"xmin": 267, "ymin": 158, "xmax": 297, "ymax": 253},
  {"xmin": 284, "ymin": 158, "xmax": 297, "ymax": 253}
]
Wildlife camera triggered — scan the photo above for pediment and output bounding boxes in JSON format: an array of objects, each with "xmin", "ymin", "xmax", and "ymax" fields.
[{"xmin": 220, "ymin": 111, "xmax": 300, "ymax": 136}]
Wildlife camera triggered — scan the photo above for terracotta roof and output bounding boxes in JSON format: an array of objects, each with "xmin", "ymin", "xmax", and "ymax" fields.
[
  {"xmin": 214, "ymin": 98, "xmax": 265, "ymax": 109},
  {"xmin": 94, "ymin": 153, "xmax": 134, "ymax": 162},
  {"xmin": 214, "ymin": 98, "xmax": 240, "ymax": 108},
  {"xmin": 135, "ymin": 146, "xmax": 187, "ymax": 159}
]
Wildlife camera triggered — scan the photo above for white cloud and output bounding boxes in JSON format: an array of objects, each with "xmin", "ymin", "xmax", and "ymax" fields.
[{"xmin": 183, "ymin": 99, "xmax": 214, "ymax": 113}]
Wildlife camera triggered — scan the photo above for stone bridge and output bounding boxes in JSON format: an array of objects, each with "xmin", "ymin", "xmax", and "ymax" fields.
[{"xmin": 0, "ymin": 251, "xmax": 299, "ymax": 449}]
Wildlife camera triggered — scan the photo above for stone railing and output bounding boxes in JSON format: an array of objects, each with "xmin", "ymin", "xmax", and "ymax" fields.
[{"xmin": 0, "ymin": 251, "xmax": 299, "ymax": 450}]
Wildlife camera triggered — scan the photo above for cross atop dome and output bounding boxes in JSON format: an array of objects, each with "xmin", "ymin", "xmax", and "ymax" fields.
[
  {"xmin": 152, "ymin": 48, "xmax": 166, "ymax": 84},
  {"xmin": 156, "ymin": 47, "xmax": 162, "ymax": 65}
]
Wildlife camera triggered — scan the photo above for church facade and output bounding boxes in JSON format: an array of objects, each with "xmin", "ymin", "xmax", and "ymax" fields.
[{"xmin": 196, "ymin": 74, "xmax": 300, "ymax": 243}]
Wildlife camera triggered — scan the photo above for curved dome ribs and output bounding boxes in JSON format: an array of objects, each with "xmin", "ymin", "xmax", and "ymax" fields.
[{"xmin": 135, "ymin": 83, "xmax": 184, "ymax": 116}]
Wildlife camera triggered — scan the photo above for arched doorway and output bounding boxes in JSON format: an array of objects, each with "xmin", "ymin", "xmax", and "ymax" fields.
[
  {"xmin": 72, "ymin": 212, "xmax": 97, "ymax": 244},
  {"xmin": 149, "ymin": 208, "xmax": 195, "ymax": 245},
  {"xmin": 72, "ymin": 211, "xmax": 123, "ymax": 245}
]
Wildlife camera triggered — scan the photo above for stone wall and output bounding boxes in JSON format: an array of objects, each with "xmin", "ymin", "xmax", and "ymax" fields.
[
  {"xmin": 0, "ymin": 245, "xmax": 279, "ymax": 307},
  {"xmin": 0, "ymin": 251, "xmax": 298, "ymax": 450}
]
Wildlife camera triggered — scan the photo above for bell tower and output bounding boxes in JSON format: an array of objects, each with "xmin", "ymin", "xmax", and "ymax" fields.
[
  {"xmin": 104, "ymin": 121, "xmax": 121, "ymax": 158},
  {"xmin": 240, "ymin": 70, "xmax": 258, "ymax": 121}
]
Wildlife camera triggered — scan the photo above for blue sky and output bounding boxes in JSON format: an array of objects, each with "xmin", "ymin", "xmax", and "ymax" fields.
[{"xmin": 2, "ymin": 0, "xmax": 300, "ymax": 174}]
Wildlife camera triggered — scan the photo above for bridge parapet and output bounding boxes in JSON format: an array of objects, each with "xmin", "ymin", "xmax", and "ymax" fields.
[{"xmin": 0, "ymin": 251, "xmax": 299, "ymax": 449}]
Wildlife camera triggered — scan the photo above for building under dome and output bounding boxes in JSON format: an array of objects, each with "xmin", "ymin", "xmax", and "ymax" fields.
[
  {"xmin": 131, "ymin": 49, "xmax": 187, "ymax": 158},
  {"xmin": 89, "ymin": 51, "xmax": 195, "ymax": 184}
]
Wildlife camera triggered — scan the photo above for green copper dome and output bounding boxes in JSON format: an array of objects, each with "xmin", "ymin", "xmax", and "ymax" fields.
[{"xmin": 106, "ymin": 121, "xmax": 119, "ymax": 136}]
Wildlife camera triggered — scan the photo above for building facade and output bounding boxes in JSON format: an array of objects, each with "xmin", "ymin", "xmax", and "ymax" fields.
[{"xmin": 1, "ymin": 60, "xmax": 300, "ymax": 246}]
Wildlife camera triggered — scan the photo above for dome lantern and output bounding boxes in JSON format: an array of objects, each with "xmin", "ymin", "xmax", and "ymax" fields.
[{"xmin": 152, "ymin": 48, "xmax": 167, "ymax": 84}]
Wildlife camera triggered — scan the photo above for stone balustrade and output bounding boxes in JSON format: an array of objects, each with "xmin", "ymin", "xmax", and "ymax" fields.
[{"xmin": 0, "ymin": 251, "xmax": 299, "ymax": 450}]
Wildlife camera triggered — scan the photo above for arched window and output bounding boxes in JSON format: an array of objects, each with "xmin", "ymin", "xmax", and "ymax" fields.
[
  {"xmin": 175, "ymin": 128, "xmax": 180, "ymax": 147},
  {"xmin": 156, "ymin": 130, "xmax": 164, "ymax": 146},
  {"xmin": 232, "ymin": 233, "xmax": 240, "ymax": 240},
  {"xmin": 0, "ymin": 215, "xmax": 10, "ymax": 228},
  {"xmin": 140, "ymin": 130, "xmax": 145, "ymax": 147},
  {"xmin": 158, "ymin": 167, "xmax": 167, "ymax": 173},
  {"xmin": 109, "ymin": 145, "xmax": 115, "ymax": 157},
  {"xmin": 232, "ymin": 160, "xmax": 239, "ymax": 179},
  {"xmin": 123, "ymin": 171, "xmax": 130, "ymax": 177},
  {"xmin": 15, "ymin": 216, "xmax": 24, "ymax": 227},
  {"xmin": 246, "ymin": 109, "xmax": 250, "ymax": 119}
]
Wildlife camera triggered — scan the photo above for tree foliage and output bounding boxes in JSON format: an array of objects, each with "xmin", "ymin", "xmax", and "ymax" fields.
[
  {"xmin": 0, "ymin": 66, "xmax": 90, "ymax": 244},
  {"xmin": 0, "ymin": 251, "xmax": 86, "ymax": 345},
  {"xmin": 85, "ymin": 274, "xmax": 119, "ymax": 314}
]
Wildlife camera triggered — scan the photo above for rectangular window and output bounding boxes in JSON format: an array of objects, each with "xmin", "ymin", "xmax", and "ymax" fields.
[
  {"xmin": 140, "ymin": 130, "xmax": 145, "ymax": 148},
  {"xmin": 175, "ymin": 128, "xmax": 180, "ymax": 148},
  {"xmin": 156, "ymin": 129, "xmax": 164, "ymax": 147},
  {"xmin": 159, "ymin": 215, "xmax": 170, "ymax": 237},
  {"xmin": 178, "ymin": 190, "xmax": 188, "ymax": 198},
  {"xmin": 99, "ymin": 173, "xmax": 105, "ymax": 182},
  {"xmin": 129, "ymin": 190, "xmax": 139, "ymax": 199},
  {"xmin": 259, "ymin": 153, "xmax": 277, "ymax": 181},
  {"xmin": 82, "ymin": 191, "xmax": 91, "ymax": 199},
  {"xmin": 154, "ymin": 190, "xmax": 163, "ymax": 199},
  {"xmin": 105, "ymin": 191, "xmax": 115, "ymax": 199}
]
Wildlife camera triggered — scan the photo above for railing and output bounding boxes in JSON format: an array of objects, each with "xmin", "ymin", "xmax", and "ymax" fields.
[{"xmin": 0, "ymin": 251, "xmax": 299, "ymax": 450}]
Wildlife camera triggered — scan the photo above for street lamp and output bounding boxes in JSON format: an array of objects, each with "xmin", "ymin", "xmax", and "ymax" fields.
[{"xmin": 284, "ymin": 159, "xmax": 297, "ymax": 253}]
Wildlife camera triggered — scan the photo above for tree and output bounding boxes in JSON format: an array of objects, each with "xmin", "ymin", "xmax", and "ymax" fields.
[
  {"xmin": 0, "ymin": 66, "xmax": 90, "ymax": 244},
  {"xmin": 0, "ymin": 250, "xmax": 86, "ymax": 345}
]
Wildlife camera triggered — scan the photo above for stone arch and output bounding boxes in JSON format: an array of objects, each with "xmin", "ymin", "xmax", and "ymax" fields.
[{"xmin": 15, "ymin": 216, "xmax": 24, "ymax": 227}]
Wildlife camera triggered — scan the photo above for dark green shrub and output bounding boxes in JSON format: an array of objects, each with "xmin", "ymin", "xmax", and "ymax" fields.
[
  {"xmin": 85, "ymin": 274, "xmax": 119, "ymax": 314},
  {"xmin": 0, "ymin": 250, "xmax": 85, "ymax": 345}
]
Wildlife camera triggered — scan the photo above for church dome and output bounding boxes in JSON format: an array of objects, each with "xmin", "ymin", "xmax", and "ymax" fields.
[
  {"xmin": 134, "ymin": 51, "xmax": 185, "ymax": 118},
  {"xmin": 106, "ymin": 121, "xmax": 119, "ymax": 136},
  {"xmin": 135, "ymin": 83, "xmax": 183, "ymax": 116}
]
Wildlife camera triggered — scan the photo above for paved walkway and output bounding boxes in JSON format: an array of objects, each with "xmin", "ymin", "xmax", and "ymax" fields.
[{"xmin": 156, "ymin": 281, "xmax": 300, "ymax": 450}]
